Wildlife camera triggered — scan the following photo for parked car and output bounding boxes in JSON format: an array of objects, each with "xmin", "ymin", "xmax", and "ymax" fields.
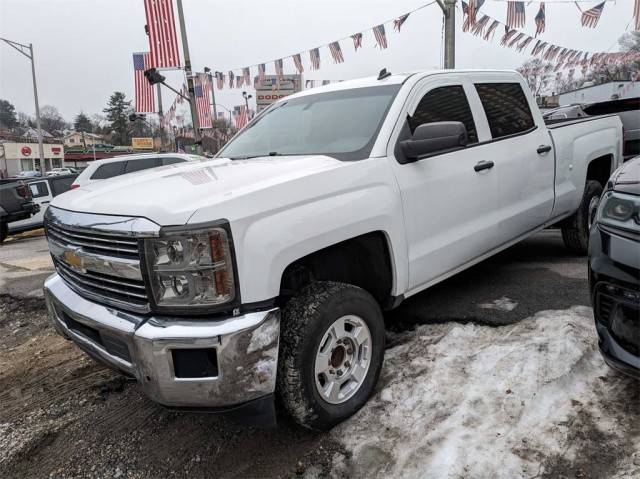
[
  {"xmin": 544, "ymin": 97, "xmax": 639, "ymax": 161},
  {"xmin": 43, "ymin": 70, "xmax": 623, "ymax": 430},
  {"xmin": 0, "ymin": 178, "xmax": 39, "ymax": 242},
  {"xmin": 589, "ymin": 155, "xmax": 639, "ymax": 379},
  {"xmin": 15, "ymin": 170, "xmax": 42, "ymax": 178},
  {"xmin": 70, "ymin": 153, "xmax": 205, "ymax": 189},
  {"xmin": 46, "ymin": 167, "xmax": 76, "ymax": 176},
  {"xmin": 9, "ymin": 174, "xmax": 77, "ymax": 234}
]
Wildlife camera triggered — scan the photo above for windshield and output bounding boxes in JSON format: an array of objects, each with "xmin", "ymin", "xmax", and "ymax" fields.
[{"xmin": 218, "ymin": 85, "xmax": 401, "ymax": 161}]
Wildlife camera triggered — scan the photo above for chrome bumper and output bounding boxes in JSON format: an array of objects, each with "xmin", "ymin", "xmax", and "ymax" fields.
[{"xmin": 44, "ymin": 273, "xmax": 280, "ymax": 408}]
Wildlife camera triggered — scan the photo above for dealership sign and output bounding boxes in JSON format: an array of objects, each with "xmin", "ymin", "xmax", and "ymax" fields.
[
  {"xmin": 132, "ymin": 137, "xmax": 154, "ymax": 150},
  {"xmin": 255, "ymin": 75, "xmax": 301, "ymax": 112},
  {"xmin": 21, "ymin": 146, "xmax": 32, "ymax": 156}
]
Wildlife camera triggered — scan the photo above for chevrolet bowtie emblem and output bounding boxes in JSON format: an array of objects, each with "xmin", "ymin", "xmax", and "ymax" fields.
[{"xmin": 64, "ymin": 248, "xmax": 83, "ymax": 268}]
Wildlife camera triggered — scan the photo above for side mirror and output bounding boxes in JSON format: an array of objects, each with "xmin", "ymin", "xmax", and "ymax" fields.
[{"xmin": 400, "ymin": 121, "xmax": 468, "ymax": 162}]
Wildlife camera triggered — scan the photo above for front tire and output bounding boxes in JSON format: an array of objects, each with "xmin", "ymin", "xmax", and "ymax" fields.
[
  {"xmin": 561, "ymin": 180, "xmax": 603, "ymax": 255},
  {"xmin": 278, "ymin": 281, "xmax": 385, "ymax": 431},
  {"xmin": 0, "ymin": 222, "xmax": 8, "ymax": 243}
]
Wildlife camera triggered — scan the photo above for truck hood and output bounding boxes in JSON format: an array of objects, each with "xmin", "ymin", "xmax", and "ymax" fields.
[
  {"xmin": 612, "ymin": 156, "xmax": 640, "ymax": 196},
  {"xmin": 52, "ymin": 156, "xmax": 347, "ymax": 225}
]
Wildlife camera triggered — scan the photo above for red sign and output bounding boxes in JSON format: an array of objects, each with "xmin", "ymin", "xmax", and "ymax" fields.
[
  {"xmin": 52, "ymin": 147, "xmax": 61, "ymax": 155},
  {"xmin": 21, "ymin": 146, "xmax": 32, "ymax": 156}
]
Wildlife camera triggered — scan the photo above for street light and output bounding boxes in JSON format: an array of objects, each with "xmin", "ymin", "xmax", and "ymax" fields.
[
  {"xmin": 242, "ymin": 91, "xmax": 253, "ymax": 116},
  {"xmin": 1, "ymin": 37, "xmax": 45, "ymax": 169}
]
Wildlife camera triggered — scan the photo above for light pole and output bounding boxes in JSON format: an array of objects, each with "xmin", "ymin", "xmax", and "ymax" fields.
[
  {"xmin": 1, "ymin": 38, "xmax": 45, "ymax": 168},
  {"xmin": 242, "ymin": 91, "xmax": 252, "ymax": 117},
  {"xmin": 204, "ymin": 67, "xmax": 218, "ymax": 121}
]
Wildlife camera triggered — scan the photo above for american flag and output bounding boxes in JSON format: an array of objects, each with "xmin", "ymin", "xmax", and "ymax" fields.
[
  {"xmin": 532, "ymin": 40, "xmax": 547, "ymax": 56},
  {"xmin": 484, "ymin": 20, "xmax": 500, "ymax": 40},
  {"xmin": 133, "ymin": 52, "xmax": 155, "ymax": 113},
  {"xmin": 275, "ymin": 58, "xmax": 284, "ymax": 78},
  {"xmin": 309, "ymin": 48, "xmax": 321, "ymax": 70},
  {"xmin": 393, "ymin": 14, "xmax": 410, "ymax": 32},
  {"xmin": 535, "ymin": 3, "xmax": 546, "ymax": 36},
  {"xmin": 517, "ymin": 36, "xmax": 533, "ymax": 53},
  {"xmin": 233, "ymin": 105, "xmax": 248, "ymax": 129},
  {"xmin": 215, "ymin": 71, "xmax": 224, "ymax": 89},
  {"xmin": 635, "ymin": 0, "xmax": 640, "ymax": 31},
  {"xmin": 228, "ymin": 71, "xmax": 235, "ymax": 89},
  {"xmin": 258, "ymin": 63, "xmax": 266, "ymax": 85},
  {"xmin": 351, "ymin": 33, "xmax": 363, "ymax": 51},
  {"xmin": 471, "ymin": 15, "xmax": 490, "ymax": 37},
  {"xmin": 236, "ymin": 75, "xmax": 243, "ymax": 88},
  {"xmin": 581, "ymin": 2, "xmax": 605, "ymax": 28},
  {"xmin": 506, "ymin": 1, "xmax": 525, "ymax": 29},
  {"xmin": 372, "ymin": 24, "xmax": 388, "ymax": 49},
  {"xmin": 328, "ymin": 41, "xmax": 344, "ymax": 64},
  {"xmin": 508, "ymin": 32, "xmax": 525, "ymax": 49},
  {"xmin": 500, "ymin": 27, "xmax": 517, "ymax": 46},
  {"xmin": 292, "ymin": 54, "xmax": 304, "ymax": 73},
  {"xmin": 243, "ymin": 67, "xmax": 251, "ymax": 86},
  {"xmin": 194, "ymin": 73, "xmax": 212, "ymax": 129},
  {"xmin": 143, "ymin": 0, "xmax": 180, "ymax": 68}
]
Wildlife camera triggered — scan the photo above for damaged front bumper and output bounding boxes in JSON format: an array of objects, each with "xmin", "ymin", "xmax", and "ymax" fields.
[{"xmin": 44, "ymin": 273, "xmax": 280, "ymax": 409}]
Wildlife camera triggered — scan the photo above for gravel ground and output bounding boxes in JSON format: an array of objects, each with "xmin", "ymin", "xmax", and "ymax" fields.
[{"xmin": 0, "ymin": 230, "xmax": 638, "ymax": 478}]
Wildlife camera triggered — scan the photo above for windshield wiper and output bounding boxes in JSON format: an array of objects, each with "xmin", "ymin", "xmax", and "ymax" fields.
[{"xmin": 229, "ymin": 152, "xmax": 282, "ymax": 160}]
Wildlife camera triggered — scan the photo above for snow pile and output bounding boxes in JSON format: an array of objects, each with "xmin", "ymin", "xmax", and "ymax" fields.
[{"xmin": 331, "ymin": 306, "xmax": 637, "ymax": 478}]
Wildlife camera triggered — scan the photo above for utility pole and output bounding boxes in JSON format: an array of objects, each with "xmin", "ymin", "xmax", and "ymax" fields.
[
  {"xmin": 1, "ymin": 38, "xmax": 45, "ymax": 169},
  {"xmin": 156, "ymin": 84, "xmax": 165, "ymax": 151},
  {"xmin": 175, "ymin": 0, "xmax": 202, "ymax": 153},
  {"xmin": 436, "ymin": 0, "xmax": 456, "ymax": 69}
]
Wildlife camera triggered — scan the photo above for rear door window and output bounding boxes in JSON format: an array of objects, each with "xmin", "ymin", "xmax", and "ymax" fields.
[
  {"xmin": 474, "ymin": 83, "xmax": 535, "ymax": 139},
  {"xmin": 28, "ymin": 181, "xmax": 50, "ymax": 198},
  {"xmin": 124, "ymin": 158, "xmax": 159, "ymax": 173},
  {"xmin": 90, "ymin": 162, "xmax": 125, "ymax": 180}
]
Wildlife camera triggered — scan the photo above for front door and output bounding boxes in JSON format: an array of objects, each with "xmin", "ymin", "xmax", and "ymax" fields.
[
  {"xmin": 388, "ymin": 76, "xmax": 500, "ymax": 293},
  {"xmin": 9, "ymin": 180, "xmax": 51, "ymax": 232}
]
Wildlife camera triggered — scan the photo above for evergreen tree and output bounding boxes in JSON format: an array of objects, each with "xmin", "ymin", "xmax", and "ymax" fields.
[
  {"xmin": 103, "ymin": 92, "xmax": 132, "ymax": 145},
  {"xmin": 74, "ymin": 112, "xmax": 93, "ymax": 133},
  {"xmin": 0, "ymin": 99, "xmax": 18, "ymax": 129}
]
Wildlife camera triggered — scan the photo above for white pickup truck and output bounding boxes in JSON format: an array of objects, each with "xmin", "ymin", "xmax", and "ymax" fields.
[{"xmin": 43, "ymin": 70, "xmax": 623, "ymax": 430}]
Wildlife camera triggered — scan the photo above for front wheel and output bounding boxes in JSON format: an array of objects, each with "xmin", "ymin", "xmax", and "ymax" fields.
[
  {"xmin": 561, "ymin": 180, "xmax": 603, "ymax": 255},
  {"xmin": 277, "ymin": 281, "xmax": 385, "ymax": 431},
  {"xmin": 0, "ymin": 222, "xmax": 8, "ymax": 243}
]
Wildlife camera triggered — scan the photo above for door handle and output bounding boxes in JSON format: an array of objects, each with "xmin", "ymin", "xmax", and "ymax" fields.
[
  {"xmin": 537, "ymin": 145, "xmax": 552, "ymax": 154},
  {"xmin": 474, "ymin": 160, "xmax": 494, "ymax": 172},
  {"xmin": 41, "ymin": 201, "xmax": 50, "ymax": 204}
]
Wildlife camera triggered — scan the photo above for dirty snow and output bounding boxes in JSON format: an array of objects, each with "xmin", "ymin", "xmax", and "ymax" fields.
[
  {"xmin": 478, "ymin": 296, "xmax": 519, "ymax": 312},
  {"xmin": 330, "ymin": 306, "xmax": 640, "ymax": 478}
]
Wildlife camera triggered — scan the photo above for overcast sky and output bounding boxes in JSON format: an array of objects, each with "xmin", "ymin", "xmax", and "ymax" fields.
[{"xmin": 0, "ymin": 0, "xmax": 635, "ymax": 124}]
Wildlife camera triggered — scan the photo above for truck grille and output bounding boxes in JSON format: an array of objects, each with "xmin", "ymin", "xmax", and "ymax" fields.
[
  {"xmin": 46, "ymin": 222, "xmax": 140, "ymax": 259},
  {"xmin": 45, "ymin": 221, "xmax": 150, "ymax": 312}
]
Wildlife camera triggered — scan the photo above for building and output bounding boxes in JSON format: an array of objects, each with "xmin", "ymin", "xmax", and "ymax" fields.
[
  {"xmin": 0, "ymin": 141, "xmax": 65, "ymax": 177},
  {"xmin": 63, "ymin": 131, "xmax": 104, "ymax": 148},
  {"xmin": 557, "ymin": 81, "xmax": 639, "ymax": 106}
]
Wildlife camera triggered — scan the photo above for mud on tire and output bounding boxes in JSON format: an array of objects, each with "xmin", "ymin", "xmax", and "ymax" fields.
[
  {"xmin": 277, "ymin": 281, "xmax": 385, "ymax": 431},
  {"xmin": 561, "ymin": 180, "xmax": 603, "ymax": 255}
]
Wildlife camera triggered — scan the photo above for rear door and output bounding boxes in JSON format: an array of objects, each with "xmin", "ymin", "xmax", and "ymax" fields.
[
  {"xmin": 471, "ymin": 77, "xmax": 555, "ymax": 239},
  {"xmin": 388, "ymin": 74, "xmax": 500, "ymax": 292}
]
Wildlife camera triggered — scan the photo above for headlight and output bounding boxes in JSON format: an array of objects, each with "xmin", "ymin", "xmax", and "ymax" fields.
[
  {"xmin": 596, "ymin": 191, "xmax": 640, "ymax": 233},
  {"xmin": 144, "ymin": 226, "xmax": 236, "ymax": 311}
]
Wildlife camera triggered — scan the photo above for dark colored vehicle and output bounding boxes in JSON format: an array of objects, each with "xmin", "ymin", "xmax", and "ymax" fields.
[
  {"xmin": 589, "ymin": 156, "xmax": 640, "ymax": 379},
  {"xmin": 544, "ymin": 97, "xmax": 640, "ymax": 161},
  {"xmin": 0, "ymin": 178, "xmax": 40, "ymax": 242},
  {"xmin": 9, "ymin": 174, "xmax": 78, "ymax": 235}
]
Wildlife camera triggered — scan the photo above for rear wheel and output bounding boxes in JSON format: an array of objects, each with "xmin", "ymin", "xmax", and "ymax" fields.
[
  {"xmin": 561, "ymin": 180, "xmax": 603, "ymax": 255},
  {"xmin": 277, "ymin": 281, "xmax": 385, "ymax": 431}
]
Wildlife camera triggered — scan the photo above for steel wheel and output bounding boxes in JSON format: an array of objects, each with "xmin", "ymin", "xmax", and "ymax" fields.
[{"xmin": 314, "ymin": 314, "xmax": 372, "ymax": 405}]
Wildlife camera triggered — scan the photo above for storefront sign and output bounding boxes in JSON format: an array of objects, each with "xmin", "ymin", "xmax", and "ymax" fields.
[
  {"xmin": 132, "ymin": 137, "xmax": 154, "ymax": 150},
  {"xmin": 21, "ymin": 146, "xmax": 32, "ymax": 156}
]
